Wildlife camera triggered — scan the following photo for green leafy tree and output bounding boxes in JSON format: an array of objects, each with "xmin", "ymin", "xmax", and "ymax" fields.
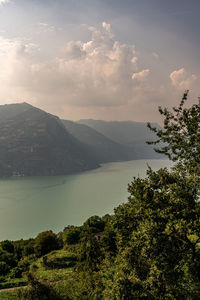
[
  {"xmin": 83, "ymin": 215, "xmax": 105, "ymax": 233},
  {"xmin": 78, "ymin": 232, "xmax": 103, "ymax": 272},
  {"xmin": 0, "ymin": 249, "xmax": 17, "ymax": 268},
  {"xmin": 112, "ymin": 168, "xmax": 200, "ymax": 298},
  {"xmin": 106, "ymin": 93, "xmax": 200, "ymax": 298},
  {"xmin": 63, "ymin": 227, "xmax": 81, "ymax": 245},
  {"xmin": 34, "ymin": 231, "xmax": 59, "ymax": 257},
  {"xmin": 147, "ymin": 90, "xmax": 200, "ymax": 177},
  {"xmin": 0, "ymin": 261, "xmax": 10, "ymax": 276},
  {"xmin": 0, "ymin": 240, "xmax": 14, "ymax": 253}
]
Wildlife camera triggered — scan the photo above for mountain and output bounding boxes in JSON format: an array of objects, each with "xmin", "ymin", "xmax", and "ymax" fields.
[
  {"xmin": 0, "ymin": 103, "xmax": 99, "ymax": 177},
  {"xmin": 62, "ymin": 120, "xmax": 138, "ymax": 163},
  {"xmin": 0, "ymin": 103, "xmax": 163, "ymax": 178},
  {"xmin": 77, "ymin": 119, "xmax": 162, "ymax": 158}
]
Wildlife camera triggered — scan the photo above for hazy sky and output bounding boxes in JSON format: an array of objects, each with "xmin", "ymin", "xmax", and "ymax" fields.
[{"xmin": 0, "ymin": 0, "xmax": 199, "ymax": 123}]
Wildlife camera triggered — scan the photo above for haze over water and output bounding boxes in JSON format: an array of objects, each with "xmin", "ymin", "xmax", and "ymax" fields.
[{"xmin": 0, "ymin": 159, "xmax": 172, "ymax": 241}]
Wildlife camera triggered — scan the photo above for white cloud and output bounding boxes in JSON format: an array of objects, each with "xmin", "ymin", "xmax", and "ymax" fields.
[
  {"xmin": 0, "ymin": 22, "xmax": 198, "ymax": 122},
  {"xmin": 132, "ymin": 69, "xmax": 150, "ymax": 82},
  {"xmin": 152, "ymin": 52, "xmax": 159, "ymax": 59},
  {"xmin": 0, "ymin": 22, "xmax": 150, "ymax": 109},
  {"xmin": 0, "ymin": 0, "xmax": 9, "ymax": 5},
  {"xmin": 102, "ymin": 22, "xmax": 111, "ymax": 32},
  {"xmin": 170, "ymin": 68, "xmax": 197, "ymax": 90},
  {"xmin": 38, "ymin": 23, "xmax": 56, "ymax": 33}
]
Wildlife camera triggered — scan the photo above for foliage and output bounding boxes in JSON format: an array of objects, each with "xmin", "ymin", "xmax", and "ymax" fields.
[
  {"xmin": 0, "ymin": 250, "xmax": 17, "ymax": 268},
  {"xmin": 0, "ymin": 277, "xmax": 27, "ymax": 289},
  {"xmin": 0, "ymin": 240, "xmax": 14, "ymax": 253},
  {"xmin": 111, "ymin": 167, "xmax": 200, "ymax": 298},
  {"xmin": 34, "ymin": 231, "xmax": 60, "ymax": 257},
  {"xmin": 42, "ymin": 251, "xmax": 77, "ymax": 269},
  {"xmin": 0, "ymin": 261, "xmax": 10, "ymax": 276},
  {"xmin": 0, "ymin": 289, "xmax": 18, "ymax": 300},
  {"xmin": 83, "ymin": 215, "xmax": 105, "ymax": 233},
  {"xmin": 9, "ymin": 267, "xmax": 23, "ymax": 279},
  {"xmin": 16, "ymin": 272, "xmax": 63, "ymax": 300},
  {"xmin": 147, "ymin": 90, "xmax": 200, "ymax": 177},
  {"xmin": 63, "ymin": 227, "xmax": 81, "ymax": 245},
  {"xmin": 77, "ymin": 232, "xmax": 103, "ymax": 272}
]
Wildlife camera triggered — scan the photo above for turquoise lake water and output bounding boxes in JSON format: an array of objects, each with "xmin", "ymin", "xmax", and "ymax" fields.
[{"xmin": 0, "ymin": 159, "xmax": 172, "ymax": 241}]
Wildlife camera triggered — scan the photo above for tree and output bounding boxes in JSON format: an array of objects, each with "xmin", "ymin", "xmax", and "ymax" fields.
[
  {"xmin": 147, "ymin": 90, "xmax": 200, "ymax": 177},
  {"xmin": 83, "ymin": 215, "xmax": 105, "ymax": 233},
  {"xmin": 112, "ymin": 168, "xmax": 200, "ymax": 298},
  {"xmin": 0, "ymin": 240, "xmax": 14, "ymax": 253},
  {"xmin": 63, "ymin": 227, "xmax": 81, "ymax": 245},
  {"xmin": 0, "ymin": 261, "xmax": 10, "ymax": 276},
  {"xmin": 34, "ymin": 231, "xmax": 59, "ymax": 257},
  {"xmin": 78, "ymin": 232, "xmax": 103, "ymax": 272},
  {"xmin": 107, "ymin": 93, "xmax": 200, "ymax": 298}
]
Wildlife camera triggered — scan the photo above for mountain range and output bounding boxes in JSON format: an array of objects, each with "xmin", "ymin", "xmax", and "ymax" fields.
[{"xmin": 0, "ymin": 103, "xmax": 162, "ymax": 177}]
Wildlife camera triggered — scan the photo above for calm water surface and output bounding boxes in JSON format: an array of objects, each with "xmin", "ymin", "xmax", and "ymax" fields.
[{"xmin": 0, "ymin": 159, "xmax": 172, "ymax": 241}]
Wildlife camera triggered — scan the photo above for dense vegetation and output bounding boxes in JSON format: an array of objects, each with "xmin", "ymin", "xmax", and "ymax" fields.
[{"xmin": 0, "ymin": 92, "xmax": 200, "ymax": 299}]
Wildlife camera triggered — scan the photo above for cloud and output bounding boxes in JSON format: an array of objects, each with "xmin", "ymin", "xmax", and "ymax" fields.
[
  {"xmin": 0, "ymin": 0, "xmax": 9, "ymax": 5},
  {"xmin": 0, "ymin": 22, "xmax": 198, "ymax": 122},
  {"xmin": 0, "ymin": 22, "xmax": 151, "ymax": 110},
  {"xmin": 170, "ymin": 68, "xmax": 197, "ymax": 90},
  {"xmin": 132, "ymin": 69, "xmax": 150, "ymax": 82},
  {"xmin": 38, "ymin": 22, "xmax": 56, "ymax": 33},
  {"xmin": 102, "ymin": 22, "xmax": 111, "ymax": 32},
  {"xmin": 152, "ymin": 52, "xmax": 159, "ymax": 59}
]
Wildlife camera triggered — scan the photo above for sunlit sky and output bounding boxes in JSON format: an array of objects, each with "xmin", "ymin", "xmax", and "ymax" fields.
[{"xmin": 0, "ymin": 0, "xmax": 199, "ymax": 123}]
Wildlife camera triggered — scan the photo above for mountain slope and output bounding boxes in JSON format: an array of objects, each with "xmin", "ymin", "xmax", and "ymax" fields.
[
  {"xmin": 77, "ymin": 119, "xmax": 162, "ymax": 159},
  {"xmin": 62, "ymin": 120, "xmax": 138, "ymax": 163},
  {"xmin": 0, "ymin": 103, "xmax": 99, "ymax": 177}
]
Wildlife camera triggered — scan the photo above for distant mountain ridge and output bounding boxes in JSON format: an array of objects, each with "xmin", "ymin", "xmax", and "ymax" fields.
[
  {"xmin": 61, "ymin": 120, "xmax": 138, "ymax": 163},
  {"xmin": 77, "ymin": 119, "xmax": 162, "ymax": 159},
  {"xmin": 0, "ymin": 103, "xmax": 162, "ymax": 177},
  {"xmin": 0, "ymin": 103, "xmax": 99, "ymax": 177}
]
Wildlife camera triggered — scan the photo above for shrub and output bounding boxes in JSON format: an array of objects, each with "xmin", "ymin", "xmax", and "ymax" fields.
[
  {"xmin": 0, "ymin": 261, "xmax": 10, "ymax": 276},
  {"xmin": 34, "ymin": 231, "xmax": 59, "ymax": 257}
]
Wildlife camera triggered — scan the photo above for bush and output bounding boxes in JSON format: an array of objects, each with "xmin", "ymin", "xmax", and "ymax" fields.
[
  {"xmin": 16, "ymin": 273, "xmax": 65, "ymax": 300},
  {"xmin": 63, "ymin": 227, "xmax": 81, "ymax": 245},
  {"xmin": 0, "ymin": 261, "xmax": 10, "ymax": 276},
  {"xmin": 0, "ymin": 251, "xmax": 17, "ymax": 268},
  {"xmin": 34, "ymin": 231, "xmax": 59, "ymax": 257},
  {"xmin": 1, "ymin": 240, "xmax": 14, "ymax": 253},
  {"xmin": 9, "ymin": 267, "xmax": 23, "ymax": 279},
  {"xmin": 83, "ymin": 215, "xmax": 105, "ymax": 233},
  {"xmin": 42, "ymin": 253, "xmax": 77, "ymax": 269}
]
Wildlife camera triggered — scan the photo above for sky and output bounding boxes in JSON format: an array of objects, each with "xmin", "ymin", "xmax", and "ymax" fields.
[{"xmin": 0, "ymin": 0, "xmax": 199, "ymax": 123}]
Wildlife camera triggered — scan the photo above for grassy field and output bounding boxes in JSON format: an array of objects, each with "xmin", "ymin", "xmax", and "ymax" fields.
[
  {"xmin": 0, "ymin": 278, "xmax": 27, "ymax": 290},
  {"xmin": 0, "ymin": 289, "xmax": 18, "ymax": 300}
]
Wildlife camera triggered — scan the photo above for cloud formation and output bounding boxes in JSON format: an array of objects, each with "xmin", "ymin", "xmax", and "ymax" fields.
[
  {"xmin": 170, "ymin": 68, "xmax": 197, "ymax": 90},
  {"xmin": 0, "ymin": 22, "xmax": 151, "ymax": 110},
  {"xmin": 132, "ymin": 69, "xmax": 150, "ymax": 82},
  {"xmin": 0, "ymin": 0, "xmax": 9, "ymax": 5},
  {"xmin": 0, "ymin": 22, "xmax": 198, "ymax": 122}
]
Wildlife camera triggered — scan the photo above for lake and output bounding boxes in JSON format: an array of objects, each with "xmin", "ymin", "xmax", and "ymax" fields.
[{"xmin": 0, "ymin": 159, "xmax": 172, "ymax": 241}]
